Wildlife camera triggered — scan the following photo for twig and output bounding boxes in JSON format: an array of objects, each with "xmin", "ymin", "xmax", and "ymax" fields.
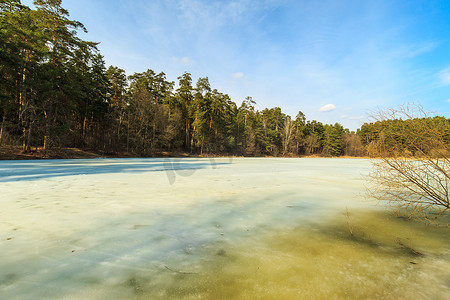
[{"xmin": 164, "ymin": 265, "xmax": 198, "ymax": 275}]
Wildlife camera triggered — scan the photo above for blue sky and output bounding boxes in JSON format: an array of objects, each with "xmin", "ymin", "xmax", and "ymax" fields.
[{"xmin": 23, "ymin": 0, "xmax": 450, "ymax": 130}]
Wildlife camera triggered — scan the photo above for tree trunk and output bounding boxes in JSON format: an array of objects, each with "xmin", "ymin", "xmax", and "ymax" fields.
[
  {"xmin": 117, "ymin": 114, "xmax": 122, "ymax": 146},
  {"xmin": 43, "ymin": 108, "xmax": 53, "ymax": 150},
  {"xmin": 25, "ymin": 123, "xmax": 32, "ymax": 153},
  {"xmin": 82, "ymin": 115, "xmax": 87, "ymax": 145},
  {"xmin": 126, "ymin": 113, "xmax": 130, "ymax": 153},
  {"xmin": 0, "ymin": 115, "xmax": 5, "ymax": 146},
  {"xmin": 185, "ymin": 118, "xmax": 190, "ymax": 151},
  {"xmin": 201, "ymin": 135, "xmax": 204, "ymax": 155}
]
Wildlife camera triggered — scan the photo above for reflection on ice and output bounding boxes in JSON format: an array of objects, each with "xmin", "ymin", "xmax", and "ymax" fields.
[{"xmin": 0, "ymin": 158, "xmax": 448, "ymax": 299}]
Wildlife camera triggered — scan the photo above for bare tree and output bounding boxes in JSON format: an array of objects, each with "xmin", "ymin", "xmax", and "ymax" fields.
[
  {"xmin": 282, "ymin": 116, "xmax": 293, "ymax": 155},
  {"xmin": 366, "ymin": 104, "xmax": 449, "ymax": 225},
  {"xmin": 342, "ymin": 132, "xmax": 364, "ymax": 157}
]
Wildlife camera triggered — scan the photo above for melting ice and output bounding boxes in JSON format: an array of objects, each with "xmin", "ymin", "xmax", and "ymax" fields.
[{"xmin": 0, "ymin": 158, "xmax": 448, "ymax": 299}]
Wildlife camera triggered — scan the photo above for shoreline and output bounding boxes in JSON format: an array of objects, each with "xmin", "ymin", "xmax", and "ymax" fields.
[{"xmin": 0, "ymin": 145, "xmax": 371, "ymax": 160}]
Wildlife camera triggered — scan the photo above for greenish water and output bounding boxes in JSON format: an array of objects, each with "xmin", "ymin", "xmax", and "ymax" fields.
[
  {"xmin": 136, "ymin": 210, "xmax": 448, "ymax": 299},
  {"xmin": 0, "ymin": 158, "xmax": 448, "ymax": 299}
]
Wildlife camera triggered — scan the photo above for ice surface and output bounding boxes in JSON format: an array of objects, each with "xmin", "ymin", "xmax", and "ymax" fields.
[{"xmin": 0, "ymin": 158, "xmax": 448, "ymax": 299}]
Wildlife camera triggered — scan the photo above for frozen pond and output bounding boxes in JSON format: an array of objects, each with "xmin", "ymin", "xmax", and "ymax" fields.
[{"xmin": 0, "ymin": 158, "xmax": 449, "ymax": 299}]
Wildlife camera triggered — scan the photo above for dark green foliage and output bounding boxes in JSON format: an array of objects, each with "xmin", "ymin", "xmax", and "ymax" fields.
[
  {"xmin": 323, "ymin": 123, "xmax": 345, "ymax": 156},
  {"xmin": 2, "ymin": 2, "xmax": 447, "ymax": 157}
]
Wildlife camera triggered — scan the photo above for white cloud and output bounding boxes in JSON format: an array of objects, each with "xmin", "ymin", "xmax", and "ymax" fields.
[
  {"xmin": 340, "ymin": 115, "xmax": 348, "ymax": 119},
  {"xmin": 233, "ymin": 72, "xmax": 244, "ymax": 79},
  {"xmin": 447, "ymin": 99, "xmax": 450, "ymax": 103},
  {"xmin": 319, "ymin": 104, "xmax": 336, "ymax": 112},
  {"xmin": 438, "ymin": 68, "xmax": 450, "ymax": 85}
]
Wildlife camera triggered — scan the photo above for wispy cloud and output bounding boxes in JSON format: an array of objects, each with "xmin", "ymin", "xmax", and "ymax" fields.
[
  {"xmin": 391, "ymin": 42, "xmax": 438, "ymax": 59},
  {"xmin": 406, "ymin": 42, "xmax": 437, "ymax": 58},
  {"xmin": 233, "ymin": 72, "xmax": 244, "ymax": 79},
  {"xmin": 172, "ymin": 56, "xmax": 193, "ymax": 65},
  {"xmin": 340, "ymin": 115, "xmax": 364, "ymax": 120},
  {"xmin": 438, "ymin": 67, "xmax": 450, "ymax": 85},
  {"xmin": 177, "ymin": 0, "xmax": 249, "ymax": 31},
  {"xmin": 319, "ymin": 104, "xmax": 336, "ymax": 112}
]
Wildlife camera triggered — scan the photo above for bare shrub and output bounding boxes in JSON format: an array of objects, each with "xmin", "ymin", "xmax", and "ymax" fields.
[{"xmin": 366, "ymin": 104, "xmax": 449, "ymax": 225}]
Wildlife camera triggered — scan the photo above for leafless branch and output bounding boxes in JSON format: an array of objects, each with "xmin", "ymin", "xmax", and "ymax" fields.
[{"xmin": 365, "ymin": 104, "xmax": 449, "ymax": 226}]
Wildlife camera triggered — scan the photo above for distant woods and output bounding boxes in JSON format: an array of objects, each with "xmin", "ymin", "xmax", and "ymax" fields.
[{"xmin": 1, "ymin": 1, "xmax": 449, "ymax": 157}]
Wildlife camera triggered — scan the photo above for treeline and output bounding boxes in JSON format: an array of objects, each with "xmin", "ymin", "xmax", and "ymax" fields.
[
  {"xmin": 359, "ymin": 116, "xmax": 450, "ymax": 157},
  {"xmin": 1, "ymin": 1, "xmax": 448, "ymax": 158}
]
